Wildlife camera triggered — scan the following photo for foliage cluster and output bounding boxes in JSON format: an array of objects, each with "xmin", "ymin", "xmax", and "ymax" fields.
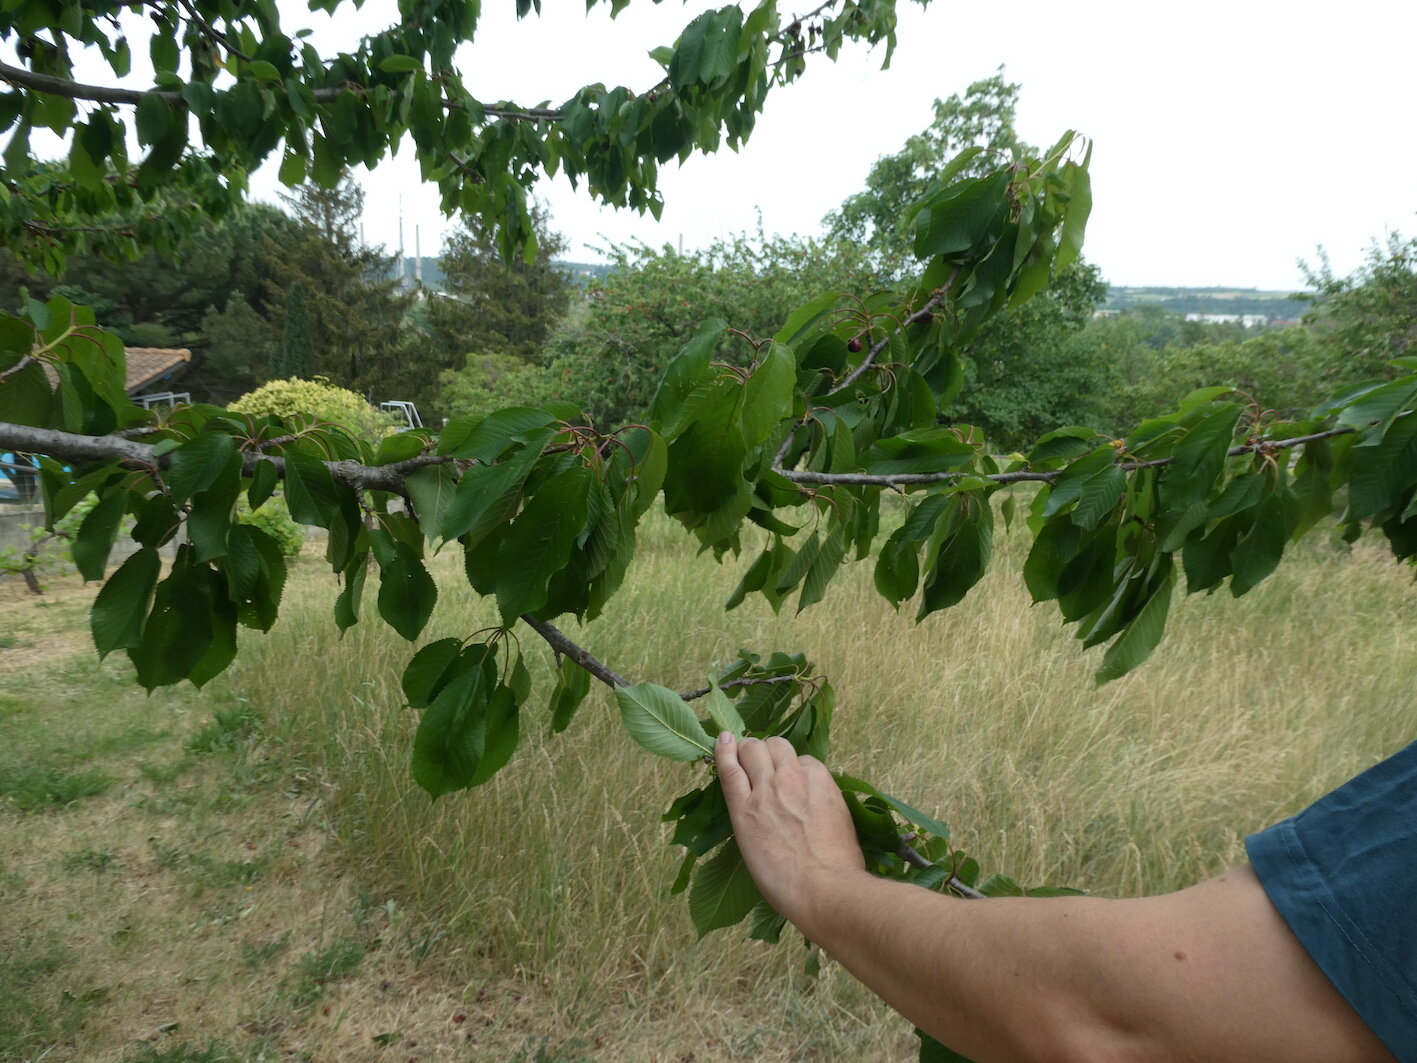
[{"xmin": 543, "ymin": 230, "xmax": 880, "ymax": 427}]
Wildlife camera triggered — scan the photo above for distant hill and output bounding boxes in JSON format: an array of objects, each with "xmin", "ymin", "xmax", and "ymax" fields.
[
  {"xmin": 557, "ymin": 260, "xmax": 615, "ymax": 286},
  {"xmin": 382, "ymin": 256, "xmax": 612, "ymax": 291},
  {"xmin": 1103, "ymin": 286, "xmax": 1310, "ymax": 320}
]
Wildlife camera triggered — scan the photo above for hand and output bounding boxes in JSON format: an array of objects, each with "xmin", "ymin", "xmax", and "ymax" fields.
[{"xmin": 714, "ymin": 733, "xmax": 865, "ymax": 930}]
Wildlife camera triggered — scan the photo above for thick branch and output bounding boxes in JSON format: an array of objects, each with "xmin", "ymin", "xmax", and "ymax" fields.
[
  {"xmin": 0, "ymin": 421, "xmax": 454, "ymax": 493},
  {"xmin": 518, "ymin": 614, "xmax": 632, "ymax": 688}
]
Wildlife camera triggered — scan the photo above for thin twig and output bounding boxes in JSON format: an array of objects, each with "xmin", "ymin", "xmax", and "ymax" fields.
[
  {"xmin": 175, "ymin": 0, "xmax": 254, "ymax": 63},
  {"xmin": 895, "ymin": 839, "xmax": 985, "ymax": 899},
  {"xmin": 679, "ymin": 674, "xmax": 800, "ymax": 701},
  {"xmin": 775, "ymin": 424, "xmax": 1367, "ymax": 490},
  {"xmin": 829, "ymin": 287, "xmax": 952, "ymax": 396}
]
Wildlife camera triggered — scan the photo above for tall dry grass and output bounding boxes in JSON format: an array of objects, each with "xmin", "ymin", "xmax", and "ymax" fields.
[{"xmin": 229, "ymin": 510, "xmax": 1417, "ymax": 1057}]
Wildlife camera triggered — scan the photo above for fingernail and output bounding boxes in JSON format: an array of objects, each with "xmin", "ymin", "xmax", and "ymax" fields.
[{"xmin": 717, "ymin": 731, "xmax": 731, "ymax": 745}]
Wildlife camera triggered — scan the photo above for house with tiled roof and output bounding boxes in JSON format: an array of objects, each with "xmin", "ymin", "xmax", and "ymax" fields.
[
  {"xmin": 124, "ymin": 347, "xmax": 191, "ymax": 396},
  {"xmin": 36, "ymin": 346, "xmax": 190, "ymax": 400}
]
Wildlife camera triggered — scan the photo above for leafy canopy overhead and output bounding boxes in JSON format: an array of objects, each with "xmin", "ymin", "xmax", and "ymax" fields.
[{"xmin": 0, "ymin": 0, "xmax": 924, "ymax": 272}]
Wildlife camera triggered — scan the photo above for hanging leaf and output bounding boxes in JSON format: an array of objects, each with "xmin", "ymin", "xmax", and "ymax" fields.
[
  {"xmin": 689, "ymin": 839, "xmax": 762, "ymax": 937},
  {"xmin": 616, "ymin": 682, "xmax": 714, "ymax": 761}
]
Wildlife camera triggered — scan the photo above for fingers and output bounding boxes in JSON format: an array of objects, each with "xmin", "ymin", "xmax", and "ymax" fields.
[
  {"xmin": 717, "ymin": 734, "xmax": 821, "ymax": 803},
  {"xmin": 715, "ymin": 732, "xmax": 751, "ymax": 805}
]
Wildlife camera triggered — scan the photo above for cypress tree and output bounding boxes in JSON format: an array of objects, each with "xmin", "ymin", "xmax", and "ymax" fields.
[{"xmin": 275, "ymin": 281, "xmax": 314, "ymax": 379}]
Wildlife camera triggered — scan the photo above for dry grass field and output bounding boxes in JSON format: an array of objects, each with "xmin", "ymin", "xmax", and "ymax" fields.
[{"xmin": 2, "ymin": 512, "xmax": 1414, "ymax": 1062}]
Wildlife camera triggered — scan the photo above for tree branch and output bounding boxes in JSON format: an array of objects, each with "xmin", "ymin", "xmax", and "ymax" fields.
[
  {"xmin": 829, "ymin": 285, "xmax": 953, "ymax": 396},
  {"xmin": 896, "ymin": 838, "xmax": 985, "ymax": 899},
  {"xmin": 0, "ymin": 59, "xmax": 569, "ymax": 125},
  {"xmin": 775, "ymin": 424, "xmax": 1367, "ymax": 489},
  {"xmin": 517, "ymin": 614, "xmax": 632, "ymax": 688},
  {"xmin": 0, "ymin": 422, "xmax": 456, "ymax": 493}
]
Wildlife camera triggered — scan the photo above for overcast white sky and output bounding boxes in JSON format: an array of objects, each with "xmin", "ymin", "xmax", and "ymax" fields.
[
  {"xmin": 26, "ymin": 0, "xmax": 1417, "ymax": 289},
  {"xmin": 324, "ymin": 0, "xmax": 1417, "ymax": 291}
]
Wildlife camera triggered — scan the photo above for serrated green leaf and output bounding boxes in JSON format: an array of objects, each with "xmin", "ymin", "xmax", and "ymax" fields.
[
  {"xmin": 377, "ymin": 541, "xmax": 438, "ymax": 640},
  {"xmin": 467, "ymin": 683, "xmax": 519, "ymax": 787},
  {"xmin": 411, "ymin": 657, "xmax": 490, "ymax": 799},
  {"xmin": 405, "ymin": 463, "xmax": 457, "ymax": 541},
  {"xmin": 71, "ymin": 489, "xmax": 127, "ymax": 581},
  {"xmin": 247, "ymin": 459, "xmax": 279, "ymax": 509},
  {"xmin": 689, "ymin": 839, "xmax": 762, "ymax": 937},
  {"xmin": 401, "ymin": 637, "xmax": 463, "ymax": 708},
  {"xmin": 701, "ymin": 683, "xmax": 745, "ymax": 737},
  {"xmin": 548, "ymin": 656, "xmax": 592, "ymax": 733},
  {"xmin": 493, "ymin": 465, "xmax": 592, "ymax": 622},
  {"xmin": 1095, "ymin": 561, "xmax": 1175, "ymax": 684},
  {"xmin": 333, "ymin": 550, "xmax": 368, "ymax": 631},
  {"xmin": 166, "ymin": 432, "xmax": 236, "ymax": 504},
  {"xmin": 616, "ymin": 682, "xmax": 714, "ymax": 761},
  {"xmin": 90, "ymin": 547, "xmax": 160, "ymax": 656}
]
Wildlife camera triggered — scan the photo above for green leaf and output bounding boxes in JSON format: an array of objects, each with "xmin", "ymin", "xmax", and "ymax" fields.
[
  {"xmin": 373, "ymin": 432, "xmax": 428, "ymax": 466},
  {"xmin": 439, "ymin": 433, "xmax": 549, "ymax": 543},
  {"xmin": 282, "ymin": 449, "xmax": 339, "ymax": 528},
  {"xmin": 494, "ymin": 465, "xmax": 592, "ymax": 622},
  {"xmin": 187, "ymin": 453, "xmax": 242, "ymax": 563},
  {"xmin": 377, "ymin": 541, "xmax": 438, "ymax": 641},
  {"xmin": 467, "ymin": 683, "xmax": 519, "ymax": 787},
  {"xmin": 1229, "ymin": 493, "xmax": 1294, "ymax": 597},
  {"xmin": 701, "ymin": 682, "xmax": 745, "ymax": 737},
  {"xmin": 247, "ymin": 459, "xmax": 279, "ymax": 509},
  {"xmin": 549, "ymin": 656, "xmax": 592, "ymax": 733},
  {"xmin": 135, "ymin": 91, "xmax": 173, "ymax": 145},
  {"xmin": 873, "ymin": 536, "xmax": 920, "ymax": 606},
  {"xmin": 0, "ymin": 359, "xmax": 52, "ymax": 427},
  {"xmin": 127, "ymin": 551, "xmax": 213, "ymax": 690},
  {"xmin": 615, "ymin": 682, "xmax": 714, "ymax": 761},
  {"xmin": 379, "ymin": 54, "xmax": 423, "ymax": 73},
  {"xmin": 1042, "ymin": 446, "xmax": 1124, "ymax": 529},
  {"xmin": 90, "ymin": 547, "xmax": 160, "ymax": 656},
  {"xmin": 917, "ymin": 496, "xmax": 993, "ymax": 618},
  {"xmin": 436, "ymin": 407, "xmax": 555, "ymax": 460},
  {"xmin": 650, "ymin": 319, "xmax": 727, "ymax": 439},
  {"xmin": 405, "ymin": 464, "xmax": 457, "ymax": 541},
  {"xmin": 1158, "ymin": 403, "xmax": 1243, "ymax": 512},
  {"xmin": 740, "ymin": 342, "xmax": 795, "ymax": 449},
  {"xmin": 1349, "ymin": 413, "xmax": 1417, "ymax": 520},
  {"xmin": 401, "ymin": 637, "xmax": 464, "ymax": 708},
  {"xmin": 689, "ymin": 839, "xmax": 762, "ymax": 937},
  {"xmin": 411, "ymin": 656, "xmax": 490, "ymax": 799},
  {"xmin": 333, "ymin": 550, "xmax": 368, "ymax": 631},
  {"xmin": 245, "ymin": 59, "xmax": 281, "ymax": 81},
  {"xmin": 1095, "ymin": 561, "xmax": 1175, "ymax": 684},
  {"xmin": 166, "ymin": 432, "xmax": 236, "ymax": 504},
  {"xmin": 71, "ymin": 489, "xmax": 128, "ymax": 581}
]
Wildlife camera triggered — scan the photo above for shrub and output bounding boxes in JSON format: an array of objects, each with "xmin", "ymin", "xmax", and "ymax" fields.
[
  {"xmin": 235, "ymin": 498, "xmax": 304, "ymax": 559},
  {"xmin": 228, "ymin": 377, "xmax": 396, "ymax": 441}
]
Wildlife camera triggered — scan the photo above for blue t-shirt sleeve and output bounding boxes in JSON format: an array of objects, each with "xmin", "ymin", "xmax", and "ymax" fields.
[{"xmin": 1246, "ymin": 741, "xmax": 1417, "ymax": 1062}]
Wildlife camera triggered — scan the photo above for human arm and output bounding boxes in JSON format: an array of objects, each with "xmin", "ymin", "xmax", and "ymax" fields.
[{"xmin": 714, "ymin": 732, "xmax": 1396, "ymax": 1063}]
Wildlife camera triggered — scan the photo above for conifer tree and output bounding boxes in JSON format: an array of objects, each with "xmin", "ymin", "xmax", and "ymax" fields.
[{"xmin": 275, "ymin": 281, "xmax": 314, "ymax": 379}]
